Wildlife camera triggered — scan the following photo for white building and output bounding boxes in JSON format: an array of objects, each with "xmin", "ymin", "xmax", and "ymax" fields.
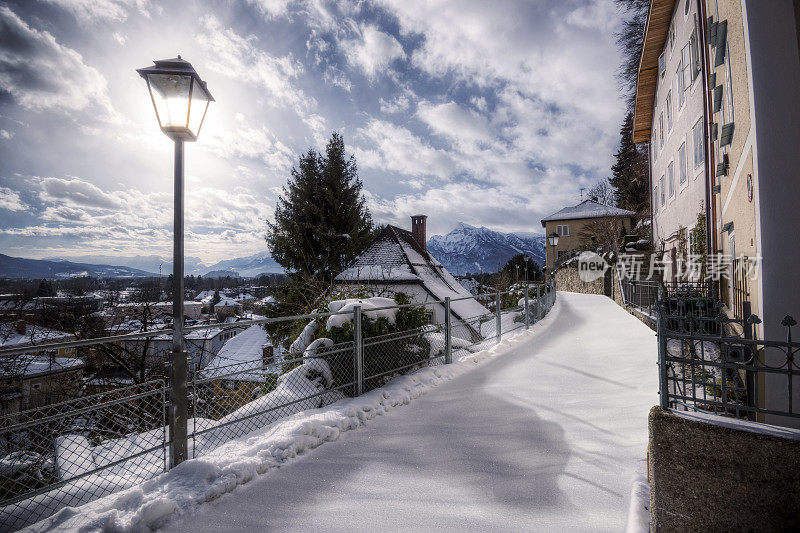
[
  {"xmin": 634, "ymin": 0, "xmax": 708, "ymax": 281},
  {"xmin": 335, "ymin": 216, "xmax": 490, "ymax": 341}
]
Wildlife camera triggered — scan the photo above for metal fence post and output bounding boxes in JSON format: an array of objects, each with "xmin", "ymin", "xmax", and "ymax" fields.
[
  {"xmin": 444, "ymin": 297, "xmax": 452, "ymax": 364},
  {"xmin": 354, "ymin": 305, "xmax": 363, "ymax": 396},
  {"xmin": 743, "ymin": 300, "xmax": 756, "ymax": 421},
  {"xmin": 524, "ymin": 285, "xmax": 530, "ymax": 330},
  {"xmin": 495, "ymin": 292, "xmax": 502, "ymax": 342},
  {"xmin": 656, "ymin": 286, "xmax": 669, "ymax": 410}
]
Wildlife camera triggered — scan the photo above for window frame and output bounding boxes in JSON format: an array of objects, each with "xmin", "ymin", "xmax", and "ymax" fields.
[
  {"xmin": 556, "ymin": 224, "xmax": 569, "ymax": 237},
  {"xmin": 667, "ymin": 161, "xmax": 675, "ymax": 198},
  {"xmin": 660, "ymin": 175, "xmax": 666, "ymax": 207},
  {"xmin": 692, "ymin": 118, "xmax": 704, "ymax": 169},
  {"xmin": 666, "ymin": 90, "xmax": 673, "ymax": 132},
  {"xmin": 678, "ymin": 142, "xmax": 687, "ymax": 186}
]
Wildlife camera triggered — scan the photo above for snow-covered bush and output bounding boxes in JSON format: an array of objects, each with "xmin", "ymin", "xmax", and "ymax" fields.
[{"xmin": 283, "ymin": 292, "xmax": 431, "ymax": 396}]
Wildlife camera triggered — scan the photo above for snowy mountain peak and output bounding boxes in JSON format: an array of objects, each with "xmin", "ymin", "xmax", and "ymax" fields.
[{"xmin": 426, "ymin": 223, "xmax": 545, "ymax": 276}]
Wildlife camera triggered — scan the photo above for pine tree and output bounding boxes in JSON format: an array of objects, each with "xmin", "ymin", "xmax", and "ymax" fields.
[
  {"xmin": 267, "ymin": 132, "xmax": 374, "ymax": 279},
  {"xmin": 610, "ymin": 111, "xmax": 650, "ymax": 214}
]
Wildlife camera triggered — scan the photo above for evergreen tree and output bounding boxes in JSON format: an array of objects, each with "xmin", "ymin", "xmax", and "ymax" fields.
[
  {"xmin": 267, "ymin": 132, "xmax": 374, "ymax": 279},
  {"xmin": 614, "ymin": 0, "xmax": 650, "ymax": 110},
  {"xmin": 610, "ymin": 111, "xmax": 650, "ymax": 214}
]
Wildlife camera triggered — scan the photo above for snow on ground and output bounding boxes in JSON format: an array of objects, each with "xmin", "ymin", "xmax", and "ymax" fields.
[{"xmin": 27, "ymin": 293, "xmax": 658, "ymax": 532}]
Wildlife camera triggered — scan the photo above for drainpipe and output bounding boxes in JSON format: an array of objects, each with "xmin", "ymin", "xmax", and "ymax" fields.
[{"xmin": 698, "ymin": 0, "xmax": 717, "ymax": 265}]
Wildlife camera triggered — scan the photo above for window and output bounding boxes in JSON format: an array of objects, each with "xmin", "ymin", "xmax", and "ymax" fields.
[
  {"xmin": 685, "ymin": 0, "xmax": 691, "ymax": 15},
  {"xmin": 557, "ymin": 224, "xmax": 569, "ymax": 237},
  {"xmin": 667, "ymin": 162, "xmax": 675, "ymax": 197},
  {"xmin": 660, "ymin": 175, "xmax": 666, "ymax": 207},
  {"xmin": 678, "ymin": 143, "xmax": 687, "ymax": 185},
  {"xmin": 668, "ymin": 22, "xmax": 675, "ymax": 51},
  {"xmin": 557, "ymin": 250, "xmax": 568, "ymax": 261},
  {"xmin": 677, "ymin": 64, "xmax": 685, "ymax": 108},
  {"xmin": 659, "ymin": 113, "xmax": 664, "ymax": 149},
  {"xmin": 666, "ymin": 91, "xmax": 673, "ymax": 131},
  {"xmin": 682, "ymin": 44, "xmax": 691, "ymax": 89},
  {"xmin": 658, "ymin": 52, "xmax": 666, "ymax": 78},
  {"xmin": 693, "ymin": 119, "xmax": 704, "ymax": 168},
  {"xmin": 689, "ymin": 23, "xmax": 701, "ymax": 81},
  {"xmin": 653, "ymin": 185, "xmax": 658, "ymax": 213}
]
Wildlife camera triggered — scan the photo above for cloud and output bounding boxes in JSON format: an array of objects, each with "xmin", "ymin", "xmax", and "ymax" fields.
[
  {"xmin": 416, "ymin": 101, "xmax": 491, "ymax": 146},
  {"xmin": 41, "ymin": 205, "xmax": 91, "ymax": 222},
  {"xmin": 0, "ymin": 129, "xmax": 13, "ymax": 139},
  {"xmin": 40, "ymin": 177, "xmax": 124, "ymax": 210},
  {"xmin": 0, "ymin": 187, "xmax": 26, "ymax": 211},
  {"xmin": 244, "ymin": 0, "xmax": 293, "ymax": 20},
  {"xmin": 40, "ymin": 0, "xmax": 155, "ymax": 23},
  {"xmin": 0, "ymin": 6, "xmax": 114, "ymax": 113},
  {"xmin": 197, "ymin": 15, "xmax": 315, "ymax": 117},
  {"xmin": 203, "ymin": 115, "xmax": 296, "ymax": 171},
  {"xmin": 355, "ymin": 118, "xmax": 458, "ymax": 180},
  {"xmin": 341, "ymin": 24, "xmax": 405, "ymax": 79}
]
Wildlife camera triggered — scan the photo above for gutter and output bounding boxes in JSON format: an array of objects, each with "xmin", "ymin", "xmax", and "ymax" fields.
[{"xmin": 698, "ymin": 0, "xmax": 717, "ymax": 261}]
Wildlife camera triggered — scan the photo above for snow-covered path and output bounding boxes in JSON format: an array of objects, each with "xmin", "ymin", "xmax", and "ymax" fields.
[{"xmin": 168, "ymin": 293, "xmax": 658, "ymax": 532}]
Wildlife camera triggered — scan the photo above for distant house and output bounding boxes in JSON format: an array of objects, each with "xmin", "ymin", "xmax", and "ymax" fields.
[
  {"xmin": 335, "ymin": 215, "xmax": 490, "ymax": 341},
  {"xmin": 540, "ymin": 199, "xmax": 635, "ymax": 270},
  {"xmin": 198, "ymin": 325, "xmax": 275, "ymax": 415},
  {"xmin": 214, "ymin": 298, "xmax": 242, "ymax": 318},
  {"xmin": 0, "ymin": 355, "xmax": 84, "ymax": 415},
  {"xmin": 0, "ymin": 322, "xmax": 76, "ymax": 357}
]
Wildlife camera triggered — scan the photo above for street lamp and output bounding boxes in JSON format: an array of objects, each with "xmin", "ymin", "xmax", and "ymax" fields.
[
  {"xmin": 547, "ymin": 232, "xmax": 560, "ymax": 275},
  {"xmin": 137, "ymin": 56, "xmax": 213, "ymax": 467}
]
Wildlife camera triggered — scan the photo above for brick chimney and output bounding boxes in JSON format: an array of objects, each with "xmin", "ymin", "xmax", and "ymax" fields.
[
  {"xmin": 411, "ymin": 215, "xmax": 427, "ymax": 250},
  {"xmin": 262, "ymin": 344, "xmax": 274, "ymax": 365}
]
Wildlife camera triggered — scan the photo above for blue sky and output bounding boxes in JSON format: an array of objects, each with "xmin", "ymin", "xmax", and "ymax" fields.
[{"xmin": 0, "ymin": 0, "xmax": 624, "ymax": 263}]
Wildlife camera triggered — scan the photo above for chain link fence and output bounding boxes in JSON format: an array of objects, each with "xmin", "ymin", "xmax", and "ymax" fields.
[{"xmin": 0, "ymin": 281, "xmax": 556, "ymax": 530}]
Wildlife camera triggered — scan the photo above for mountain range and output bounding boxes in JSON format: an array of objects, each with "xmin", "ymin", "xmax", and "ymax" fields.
[
  {"xmin": 427, "ymin": 223, "xmax": 546, "ymax": 276},
  {"xmin": 1, "ymin": 224, "xmax": 544, "ymax": 279}
]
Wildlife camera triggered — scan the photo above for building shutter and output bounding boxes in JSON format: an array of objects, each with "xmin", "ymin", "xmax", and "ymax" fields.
[
  {"xmin": 722, "ymin": 221, "xmax": 734, "ymax": 233},
  {"xmin": 714, "ymin": 21, "xmax": 728, "ymax": 67},
  {"xmin": 712, "ymin": 123, "xmax": 718, "ymax": 141},
  {"xmin": 708, "ymin": 20, "xmax": 718, "ymax": 46},
  {"xmin": 713, "ymin": 185, "xmax": 721, "ymax": 194},
  {"xmin": 713, "ymin": 85, "xmax": 723, "ymax": 112},
  {"xmin": 710, "ymin": 73, "xmax": 716, "ymax": 87},
  {"xmin": 720, "ymin": 122, "xmax": 735, "ymax": 146}
]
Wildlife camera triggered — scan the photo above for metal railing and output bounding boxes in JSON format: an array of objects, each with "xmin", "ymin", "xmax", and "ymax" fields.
[
  {"xmin": 656, "ymin": 293, "xmax": 800, "ymax": 425},
  {"xmin": 0, "ymin": 281, "xmax": 556, "ymax": 530}
]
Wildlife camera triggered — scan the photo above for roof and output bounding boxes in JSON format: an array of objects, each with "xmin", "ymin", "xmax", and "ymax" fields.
[
  {"xmin": 0, "ymin": 324, "xmax": 74, "ymax": 349},
  {"xmin": 633, "ymin": 0, "xmax": 678, "ymax": 143},
  {"xmin": 540, "ymin": 199, "xmax": 636, "ymax": 227},
  {"xmin": 335, "ymin": 226, "xmax": 490, "ymax": 322},
  {"xmin": 199, "ymin": 325, "xmax": 272, "ymax": 382},
  {"xmin": 0, "ymin": 355, "xmax": 84, "ymax": 379},
  {"xmin": 215, "ymin": 298, "xmax": 241, "ymax": 308}
]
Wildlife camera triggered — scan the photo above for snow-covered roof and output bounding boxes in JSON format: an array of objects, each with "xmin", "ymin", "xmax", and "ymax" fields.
[
  {"xmin": 215, "ymin": 298, "xmax": 241, "ymax": 309},
  {"xmin": 540, "ymin": 199, "xmax": 635, "ymax": 226},
  {"xmin": 336, "ymin": 225, "xmax": 490, "ymax": 322},
  {"xmin": 0, "ymin": 355, "xmax": 84, "ymax": 379},
  {"xmin": 0, "ymin": 324, "xmax": 74, "ymax": 348},
  {"xmin": 200, "ymin": 325, "xmax": 272, "ymax": 382}
]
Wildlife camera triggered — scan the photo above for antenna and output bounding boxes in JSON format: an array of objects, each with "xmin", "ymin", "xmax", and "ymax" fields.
[{"xmin": 580, "ymin": 187, "xmax": 586, "ymax": 201}]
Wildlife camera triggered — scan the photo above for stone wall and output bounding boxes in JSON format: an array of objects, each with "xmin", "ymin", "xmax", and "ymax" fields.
[
  {"xmin": 649, "ymin": 406, "xmax": 800, "ymax": 532},
  {"xmin": 553, "ymin": 265, "xmax": 604, "ymax": 295}
]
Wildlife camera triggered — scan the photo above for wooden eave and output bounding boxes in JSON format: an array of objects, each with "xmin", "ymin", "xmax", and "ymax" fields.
[{"xmin": 632, "ymin": 0, "xmax": 677, "ymax": 144}]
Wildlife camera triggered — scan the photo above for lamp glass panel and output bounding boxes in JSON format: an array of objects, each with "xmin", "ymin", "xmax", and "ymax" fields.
[
  {"xmin": 147, "ymin": 73, "xmax": 191, "ymax": 129},
  {"xmin": 187, "ymin": 79, "xmax": 211, "ymax": 137}
]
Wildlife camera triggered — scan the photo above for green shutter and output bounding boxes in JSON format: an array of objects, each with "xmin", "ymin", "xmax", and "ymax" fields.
[
  {"xmin": 713, "ymin": 85, "xmax": 723, "ymax": 112},
  {"xmin": 708, "ymin": 20, "xmax": 718, "ymax": 46},
  {"xmin": 712, "ymin": 123, "xmax": 718, "ymax": 141},
  {"xmin": 722, "ymin": 221, "xmax": 734, "ymax": 233},
  {"xmin": 713, "ymin": 185, "xmax": 721, "ymax": 194},
  {"xmin": 710, "ymin": 73, "xmax": 716, "ymax": 86},
  {"xmin": 714, "ymin": 21, "xmax": 728, "ymax": 67},
  {"xmin": 720, "ymin": 122, "xmax": 735, "ymax": 146}
]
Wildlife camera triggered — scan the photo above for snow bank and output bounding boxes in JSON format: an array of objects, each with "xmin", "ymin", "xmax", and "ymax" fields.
[
  {"xmin": 624, "ymin": 474, "xmax": 650, "ymax": 533},
  {"xmin": 288, "ymin": 320, "xmax": 319, "ymax": 355},
  {"xmin": 326, "ymin": 298, "xmax": 398, "ymax": 330},
  {"xmin": 27, "ymin": 300, "xmax": 561, "ymax": 533}
]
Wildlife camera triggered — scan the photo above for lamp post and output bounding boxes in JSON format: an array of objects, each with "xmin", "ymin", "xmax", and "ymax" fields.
[
  {"xmin": 547, "ymin": 232, "xmax": 560, "ymax": 279},
  {"xmin": 137, "ymin": 56, "xmax": 213, "ymax": 467}
]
